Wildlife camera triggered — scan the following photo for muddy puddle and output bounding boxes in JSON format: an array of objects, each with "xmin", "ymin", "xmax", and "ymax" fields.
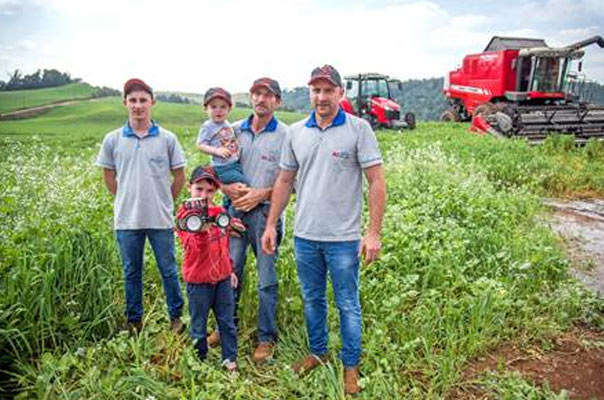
[{"xmin": 544, "ymin": 198, "xmax": 604, "ymax": 294}]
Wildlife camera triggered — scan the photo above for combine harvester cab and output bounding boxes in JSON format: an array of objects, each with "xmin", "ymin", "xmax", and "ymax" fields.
[
  {"xmin": 442, "ymin": 36, "xmax": 604, "ymax": 144},
  {"xmin": 340, "ymin": 73, "xmax": 416, "ymax": 130}
]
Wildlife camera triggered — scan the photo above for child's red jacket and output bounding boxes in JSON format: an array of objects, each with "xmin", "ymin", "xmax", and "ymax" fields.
[{"xmin": 176, "ymin": 205, "xmax": 233, "ymax": 284}]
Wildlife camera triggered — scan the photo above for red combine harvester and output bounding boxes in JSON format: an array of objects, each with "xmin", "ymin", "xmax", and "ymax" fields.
[
  {"xmin": 340, "ymin": 73, "xmax": 416, "ymax": 130},
  {"xmin": 442, "ymin": 36, "xmax": 604, "ymax": 143}
]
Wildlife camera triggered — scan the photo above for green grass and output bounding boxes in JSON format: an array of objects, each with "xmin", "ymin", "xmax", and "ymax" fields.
[
  {"xmin": 1, "ymin": 112, "xmax": 604, "ymax": 399},
  {"xmin": 0, "ymin": 97, "xmax": 305, "ymax": 153},
  {"xmin": 0, "ymin": 83, "xmax": 98, "ymax": 114}
]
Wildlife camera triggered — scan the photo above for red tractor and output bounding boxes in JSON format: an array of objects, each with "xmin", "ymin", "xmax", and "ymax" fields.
[
  {"xmin": 442, "ymin": 36, "xmax": 604, "ymax": 143},
  {"xmin": 340, "ymin": 73, "xmax": 416, "ymax": 130}
]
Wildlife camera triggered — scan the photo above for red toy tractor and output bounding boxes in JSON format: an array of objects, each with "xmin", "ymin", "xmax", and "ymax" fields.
[
  {"xmin": 442, "ymin": 36, "xmax": 604, "ymax": 143},
  {"xmin": 340, "ymin": 73, "xmax": 415, "ymax": 130}
]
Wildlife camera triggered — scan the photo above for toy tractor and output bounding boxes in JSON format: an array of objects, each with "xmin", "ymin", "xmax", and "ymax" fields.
[{"xmin": 340, "ymin": 73, "xmax": 416, "ymax": 130}]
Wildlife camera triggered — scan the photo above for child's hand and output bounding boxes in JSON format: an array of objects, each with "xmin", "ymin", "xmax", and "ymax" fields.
[
  {"xmin": 215, "ymin": 147, "xmax": 232, "ymax": 159},
  {"xmin": 230, "ymin": 273, "xmax": 238, "ymax": 288}
]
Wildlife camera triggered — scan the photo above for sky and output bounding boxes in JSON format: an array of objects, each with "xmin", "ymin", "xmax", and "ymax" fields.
[{"xmin": 1, "ymin": 0, "xmax": 603, "ymax": 93}]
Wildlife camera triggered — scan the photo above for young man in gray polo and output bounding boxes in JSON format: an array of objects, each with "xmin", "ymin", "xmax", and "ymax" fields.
[
  {"xmin": 214, "ymin": 77, "xmax": 288, "ymax": 364},
  {"xmin": 96, "ymin": 78, "xmax": 186, "ymax": 334},
  {"xmin": 261, "ymin": 65, "xmax": 386, "ymax": 395}
]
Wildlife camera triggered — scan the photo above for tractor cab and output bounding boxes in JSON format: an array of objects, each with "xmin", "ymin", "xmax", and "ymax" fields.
[
  {"xmin": 504, "ymin": 36, "xmax": 602, "ymax": 101},
  {"xmin": 514, "ymin": 53, "xmax": 577, "ymax": 98},
  {"xmin": 340, "ymin": 73, "xmax": 415, "ymax": 129},
  {"xmin": 342, "ymin": 73, "xmax": 397, "ymax": 114}
]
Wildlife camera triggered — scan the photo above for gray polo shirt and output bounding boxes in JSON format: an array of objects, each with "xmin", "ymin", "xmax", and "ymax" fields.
[
  {"xmin": 280, "ymin": 109, "xmax": 382, "ymax": 241},
  {"xmin": 96, "ymin": 122, "xmax": 186, "ymax": 230},
  {"xmin": 233, "ymin": 115, "xmax": 288, "ymax": 197},
  {"xmin": 196, "ymin": 120, "xmax": 238, "ymax": 166}
]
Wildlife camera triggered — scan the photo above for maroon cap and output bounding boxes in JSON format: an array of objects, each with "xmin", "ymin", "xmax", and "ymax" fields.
[
  {"xmin": 250, "ymin": 77, "xmax": 282, "ymax": 98},
  {"xmin": 189, "ymin": 165, "xmax": 221, "ymax": 186},
  {"xmin": 123, "ymin": 78, "xmax": 153, "ymax": 98},
  {"xmin": 308, "ymin": 64, "xmax": 342, "ymax": 87},
  {"xmin": 203, "ymin": 87, "xmax": 232, "ymax": 107}
]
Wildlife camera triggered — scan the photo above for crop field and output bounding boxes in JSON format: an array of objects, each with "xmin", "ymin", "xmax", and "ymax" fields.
[
  {"xmin": 1, "ymin": 97, "xmax": 604, "ymax": 399},
  {"xmin": 0, "ymin": 83, "xmax": 98, "ymax": 115}
]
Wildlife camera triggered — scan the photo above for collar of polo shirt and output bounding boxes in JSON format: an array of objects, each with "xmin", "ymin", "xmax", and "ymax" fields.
[
  {"xmin": 240, "ymin": 115, "xmax": 278, "ymax": 133},
  {"xmin": 305, "ymin": 107, "xmax": 346, "ymax": 129},
  {"xmin": 122, "ymin": 120, "xmax": 160, "ymax": 137}
]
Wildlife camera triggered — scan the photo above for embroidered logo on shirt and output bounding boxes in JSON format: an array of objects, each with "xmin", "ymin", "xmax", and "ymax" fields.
[
  {"xmin": 332, "ymin": 150, "xmax": 351, "ymax": 160},
  {"xmin": 261, "ymin": 150, "xmax": 279, "ymax": 162},
  {"xmin": 149, "ymin": 156, "xmax": 165, "ymax": 164}
]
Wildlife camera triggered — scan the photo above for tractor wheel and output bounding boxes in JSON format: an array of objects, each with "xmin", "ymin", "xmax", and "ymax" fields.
[
  {"xmin": 473, "ymin": 102, "xmax": 497, "ymax": 118},
  {"xmin": 404, "ymin": 112, "xmax": 416, "ymax": 129},
  {"xmin": 440, "ymin": 109, "xmax": 460, "ymax": 122}
]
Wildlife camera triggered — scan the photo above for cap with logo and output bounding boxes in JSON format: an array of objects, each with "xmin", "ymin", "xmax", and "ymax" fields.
[
  {"xmin": 203, "ymin": 87, "xmax": 232, "ymax": 107},
  {"xmin": 249, "ymin": 77, "xmax": 282, "ymax": 98},
  {"xmin": 308, "ymin": 65, "xmax": 342, "ymax": 87}
]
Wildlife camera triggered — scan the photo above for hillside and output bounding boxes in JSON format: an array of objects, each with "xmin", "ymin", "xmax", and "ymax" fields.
[
  {"xmin": 0, "ymin": 97, "xmax": 305, "ymax": 149},
  {"xmin": 0, "ymin": 82, "xmax": 99, "ymax": 114}
]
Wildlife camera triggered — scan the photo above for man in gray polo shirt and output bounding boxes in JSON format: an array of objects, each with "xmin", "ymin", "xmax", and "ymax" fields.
[
  {"xmin": 215, "ymin": 77, "xmax": 288, "ymax": 364},
  {"xmin": 261, "ymin": 65, "xmax": 386, "ymax": 395},
  {"xmin": 96, "ymin": 78, "xmax": 186, "ymax": 334}
]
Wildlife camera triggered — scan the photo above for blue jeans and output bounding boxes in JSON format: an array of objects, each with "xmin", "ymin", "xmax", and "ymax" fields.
[
  {"xmin": 214, "ymin": 162, "xmax": 248, "ymax": 217},
  {"xmin": 229, "ymin": 204, "xmax": 283, "ymax": 343},
  {"xmin": 115, "ymin": 229, "xmax": 183, "ymax": 323},
  {"xmin": 187, "ymin": 279, "xmax": 237, "ymax": 362},
  {"xmin": 294, "ymin": 237, "xmax": 362, "ymax": 367}
]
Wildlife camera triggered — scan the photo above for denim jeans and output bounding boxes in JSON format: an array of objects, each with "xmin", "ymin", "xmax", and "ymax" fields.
[
  {"xmin": 115, "ymin": 229, "xmax": 183, "ymax": 323},
  {"xmin": 229, "ymin": 204, "xmax": 283, "ymax": 343},
  {"xmin": 294, "ymin": 237, "xmax": 362, "ymax": 367},
  {"xmin": 214, "ymin": 162, "xmax": 248, "ymax": 217},
  {"xmin": 187, "ymin": 279, "xmax": 237, "ymax": 362}
]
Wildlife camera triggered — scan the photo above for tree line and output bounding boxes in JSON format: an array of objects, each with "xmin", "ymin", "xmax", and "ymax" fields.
[
  {"xmin": 278, "ymin": 78, "xmax": 449, "ymax": 120},
  {"xmin": 0, "ymin": 69, "xmax": 79, "ymax": 91},
  {"xmin": 278, "ymin": 77, "xmax": 604, "ymax": 121}
]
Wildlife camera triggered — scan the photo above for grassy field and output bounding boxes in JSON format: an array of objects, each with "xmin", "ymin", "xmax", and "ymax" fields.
[
  {"xmin": 1, "ymin": 99, "xmax": 604, "ymax": 399},
  {"xmin": 0, "ymin": 83, "xmax": 99, "ymax": 114}
]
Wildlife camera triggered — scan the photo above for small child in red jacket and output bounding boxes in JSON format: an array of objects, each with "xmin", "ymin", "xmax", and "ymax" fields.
[{"xmin": 176, "ymin": 165, "xmax": 239, "ymax": 372}]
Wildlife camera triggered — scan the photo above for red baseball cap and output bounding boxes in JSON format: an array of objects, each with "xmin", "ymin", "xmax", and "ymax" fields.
[
  {"xmin": 203, "ymin": 87, "xmax": 232, "ymax": 107},
  {"xmin": 250, "ymin": 77, "xmax": 282, "ymax": 98},
  {"xmin": 189, "ymin": 165, "xmax": 221, "ymax": 187},
  {"xmin": 308, "ymin": 64, "xmax": 342, "ymax": 87},
  {"xmin": 123, "ymin": 78, "xmax": 153, "ymax": 98}
]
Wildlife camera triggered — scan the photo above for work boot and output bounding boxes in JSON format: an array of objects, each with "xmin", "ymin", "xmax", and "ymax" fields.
[
  {"xmin": 170, "ymin": 317, "xmax": 185, "ymax": 334},
  {"xmin": 292, "ymin": 353, "xmax": 330, "ymax": 376},
  {"xmin": 207, "ymin": 330, "xmax": 221, "ymax": 348},
  {"xmin": 120, "ymin": 320, "xmax": 143, "ymax": 335},
  {"xmin": 343, "ymin": 366, "xmax": 361, "ymax": 395},
  {"xmin": 252, "ymin": 342, "xmax": 275, "ymax": 364}
]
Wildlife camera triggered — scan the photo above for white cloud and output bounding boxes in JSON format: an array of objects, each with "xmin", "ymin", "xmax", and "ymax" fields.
[
  {"xmin": 16, "ymin": 39, "xmax": 38, "ymax": 50},
  {"xmin": 518, "ymin": 0, "xmax": 604, "ymax": 22}
]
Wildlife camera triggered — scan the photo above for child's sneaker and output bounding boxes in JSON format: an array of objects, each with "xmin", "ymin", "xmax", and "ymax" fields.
[{"xmin": 222, "ymin": 359, "xmax": 238, "ymax": 374}]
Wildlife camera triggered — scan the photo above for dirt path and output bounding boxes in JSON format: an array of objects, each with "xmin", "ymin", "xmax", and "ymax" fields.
[
  {"xmin": 451, "ymin": 327, "xmax": 604, "ymax": 400},
  {"xmin": 0, "ymin": 98, "xmax": 100, "ymax": 120},
  {"xmin": 545, "ymin": 198, "xmax": 604, "ymax": 294}
]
